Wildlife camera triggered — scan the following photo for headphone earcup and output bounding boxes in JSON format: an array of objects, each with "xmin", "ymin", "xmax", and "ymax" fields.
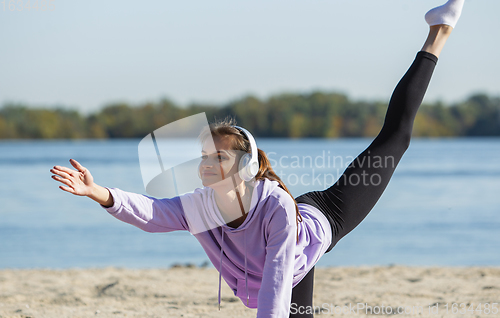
[
  {"xmin": 249, "ymin": 161, "xmax": 259, "ymax": 176},
  {"xmin": 238, "ymin": 153, "xmax": 251, "ymax": 181},
  {"xmin": 239, "ymin": 153, "xmax": 259, "ymax": 182}
]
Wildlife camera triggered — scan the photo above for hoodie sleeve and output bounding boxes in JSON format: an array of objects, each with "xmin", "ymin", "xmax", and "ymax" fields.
[
  {"xmin": 256, "ymin": 197, "xmax": 296, "ymax": 318},
  {"xmin": 101, "ymin": 187, "xmax": 189, "ymax": 233}
]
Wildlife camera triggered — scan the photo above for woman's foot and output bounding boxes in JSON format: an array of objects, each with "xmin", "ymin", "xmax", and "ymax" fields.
[{"xmin": 425, "ymin": 0, "xmax": 465, "ymax": 28}]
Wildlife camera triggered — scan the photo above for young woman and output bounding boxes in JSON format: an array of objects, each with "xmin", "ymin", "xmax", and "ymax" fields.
[{"xmin": 50, "ymin": 1, "xmax": 465, "ymax": 317}]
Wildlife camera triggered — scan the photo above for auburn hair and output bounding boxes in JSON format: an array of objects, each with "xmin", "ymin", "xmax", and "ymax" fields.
[{"xmin": 198, "ymin": 116, "xmax": 303, "ymax": 241}]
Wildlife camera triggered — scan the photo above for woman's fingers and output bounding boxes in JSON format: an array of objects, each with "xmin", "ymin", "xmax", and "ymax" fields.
[
  {"xmin": 59, "ymin": 185, "xmax": 76, "ymax": 194},
  {"xmin": 51, "ymin": 160, "xmax": 93, "ymax": 196},
  {"xmin": 70, "ymin": 159, "xmax": 86, "ymax": 172},
  {"xmin": 50, "ymin": 167, "xmax": 72, "ymax": 179},
  {"xmin": 52, "ymin": 175, "xmax": 72, "ymax": 186},
  {"xmin": 52, "ymin": 165, "xmax": 76, "ymax": 176}
]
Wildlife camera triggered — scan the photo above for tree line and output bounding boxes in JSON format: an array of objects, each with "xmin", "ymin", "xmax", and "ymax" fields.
[{"xmin": 1, "ymin": 91, "xmax": 499, "ymax": 139}]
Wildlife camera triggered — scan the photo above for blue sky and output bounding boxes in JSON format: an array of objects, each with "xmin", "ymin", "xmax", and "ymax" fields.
[{"xmin": 0, "ymin": 0, "xmax": 497, "ymax": 114}]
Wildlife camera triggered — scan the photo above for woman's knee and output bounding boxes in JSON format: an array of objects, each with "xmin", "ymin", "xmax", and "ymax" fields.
[
  {"xmin": 375, "ymin": 127, "xmax": 412, "ymax": 154},
  {"xmin": 400, "ymin": 131, "xmax": 412, "ymax": 151}
]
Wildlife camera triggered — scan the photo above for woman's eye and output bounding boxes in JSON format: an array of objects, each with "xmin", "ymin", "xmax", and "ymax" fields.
[{"xmin": 200, "ymin": 155, "xmax": 226, "ymax": 160}]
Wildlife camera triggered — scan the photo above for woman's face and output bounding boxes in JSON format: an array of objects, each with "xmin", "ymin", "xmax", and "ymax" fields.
[{"xmin": 199, "ymin": 137, "xmax": 243, "ymax": 188}]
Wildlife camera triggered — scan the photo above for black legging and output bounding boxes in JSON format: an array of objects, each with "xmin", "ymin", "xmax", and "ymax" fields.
[{"xmin": 290, "ymin": 51, "xmax": 438, "ymax": 318}]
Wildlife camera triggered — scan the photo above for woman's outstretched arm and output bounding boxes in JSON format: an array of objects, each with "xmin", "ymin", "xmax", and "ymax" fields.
[
  {"xmin": 50, "ymin": 159, "xmax": 189, "ymax": 232},
  {"xmin": 50, "ymin": 159, "xmax": 114, "ymax": 207}
]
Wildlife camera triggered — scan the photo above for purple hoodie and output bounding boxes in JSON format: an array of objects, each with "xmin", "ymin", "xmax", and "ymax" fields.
[{"xmin": 102, "ymin": 178, "xmax": 332, "ymax": 317}]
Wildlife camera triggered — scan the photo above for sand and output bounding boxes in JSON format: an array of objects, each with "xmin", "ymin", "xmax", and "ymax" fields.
[{"xmin": 0, "ymin": 265, "xmax": 499, "ymax": 317}]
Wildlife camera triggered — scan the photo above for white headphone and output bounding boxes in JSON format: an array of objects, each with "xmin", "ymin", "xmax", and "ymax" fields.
[{"xmin": 234, "ymin": 126, "xmax": 259, "ymax": 182}]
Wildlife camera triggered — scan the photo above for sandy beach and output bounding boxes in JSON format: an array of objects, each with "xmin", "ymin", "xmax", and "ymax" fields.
[{"xmin": 1, "ymin": 265, "xmax": 499, "ymax": 318}]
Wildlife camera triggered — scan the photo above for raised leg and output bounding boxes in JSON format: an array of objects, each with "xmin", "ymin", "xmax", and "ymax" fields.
[
  {"xmin": 291, "ymin": 2, "xmax": 464, "ymax": 315},
  {"xmin": 295, "ymin": 0, "xmax": 463, "ymax": 253},
  {"xmin": 296, "ymin": 49, "xmax": 438, "ymax": 253}
]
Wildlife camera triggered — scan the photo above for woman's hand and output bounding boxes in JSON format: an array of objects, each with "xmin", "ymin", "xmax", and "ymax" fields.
[{"xmin": 50, "ymin": 159, "xmax": 94, "ymax": 196}]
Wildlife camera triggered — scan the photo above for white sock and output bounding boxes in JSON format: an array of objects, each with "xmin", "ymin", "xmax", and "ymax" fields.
[{"xmin": 425, "ymin": 0, "xmax": 465, "ymax": 28}]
